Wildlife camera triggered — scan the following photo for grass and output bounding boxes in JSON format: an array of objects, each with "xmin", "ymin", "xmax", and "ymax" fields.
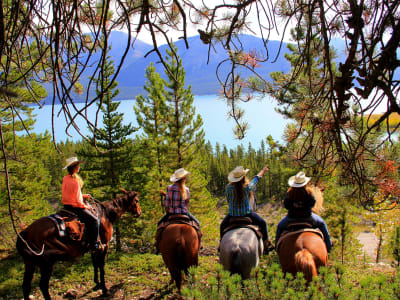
[{"xmin": 1, "ymin": 203, "xmax": 398, "ymax": 299}]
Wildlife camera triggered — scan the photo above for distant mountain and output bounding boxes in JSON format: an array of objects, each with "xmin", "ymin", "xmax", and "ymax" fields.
[{"xmin": 43, "ymin": 32, "xmax": 292, "ymax": 103}]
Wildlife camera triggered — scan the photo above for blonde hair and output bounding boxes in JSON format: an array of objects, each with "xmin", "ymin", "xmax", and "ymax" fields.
[
  {"xmin": 72, "ymin": 173, "xmax": 84, "ymax": 188},
  {"xmin": 310, "ymin": 185, "xmax": 324, "ymax": 214},
  {"xmin": 177, "ymin": 178, "xmax": 188, "ymax": 200}
]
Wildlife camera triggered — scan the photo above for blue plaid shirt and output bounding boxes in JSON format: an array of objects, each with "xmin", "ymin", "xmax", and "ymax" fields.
[
  {"xmin": 164, "ymin": 184, "xmax": 190, "ymax": 214},
  {"xmin": 226, "ymin": 176, "xmax": 260, "ymax": 216}
]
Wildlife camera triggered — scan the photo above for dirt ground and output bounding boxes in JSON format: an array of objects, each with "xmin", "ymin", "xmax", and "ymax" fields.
[{"xmin": 357, "ymin": 232, "xmax": 379, "ymax": 261}]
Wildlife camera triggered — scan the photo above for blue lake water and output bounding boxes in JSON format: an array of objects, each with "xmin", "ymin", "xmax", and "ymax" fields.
[{"xmin": 32, "ymin": 95, "xmax": 288, "ymax": 149}]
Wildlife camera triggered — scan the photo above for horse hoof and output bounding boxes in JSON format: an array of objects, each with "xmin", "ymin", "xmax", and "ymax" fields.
[{"xmin": 102, "ymin": 289, "xmax": 109, "ymax": 296}]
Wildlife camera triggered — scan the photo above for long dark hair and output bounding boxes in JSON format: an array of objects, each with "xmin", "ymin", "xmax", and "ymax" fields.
[
  {"xmin": 286, "ymin": 186, "xmax": 313, "ymax": 202},
  {"xmin": 66, "ymin": 163, "xmax": 83, "ymax": 188},
  {"xmin": 232, "ymin": 177, "xmax": 250, "ymax": 205}
]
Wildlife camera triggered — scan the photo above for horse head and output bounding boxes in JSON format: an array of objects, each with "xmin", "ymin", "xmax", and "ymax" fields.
[{"xmin": 120, "ymin": 189, "xmax": 141, "ymax": 217}]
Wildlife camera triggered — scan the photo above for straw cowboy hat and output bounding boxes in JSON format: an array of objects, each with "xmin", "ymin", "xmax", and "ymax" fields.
[
  {"xmin": 228, "ymin": 166, "xmax": 249, "ymax": 183},
  {"xmin": 63, "ymin": 157, "xmax": 84, "ymax": 169},
  {"xmin": 170, "ymin": 168, "xmax": 191, "ymax": 182},
  {"xmin": 288, "ymin": 171, "xmax": 311, "ymax": 188}
]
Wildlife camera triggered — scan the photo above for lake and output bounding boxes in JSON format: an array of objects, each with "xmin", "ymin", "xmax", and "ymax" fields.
[{"xmin": 31, "ymin": 95, "xmax": 288, "ymax": 149}]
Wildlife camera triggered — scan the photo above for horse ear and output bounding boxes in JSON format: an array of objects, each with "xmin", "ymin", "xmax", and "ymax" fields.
[{"xmin": 120, "ymin": 188, "xmax": 128, "ymax": 194}]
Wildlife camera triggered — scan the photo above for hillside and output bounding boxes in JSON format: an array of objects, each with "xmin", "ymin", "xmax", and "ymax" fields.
[{"xmin": 42, "ymin": 32, "xmax": 292, "ymax": 103}]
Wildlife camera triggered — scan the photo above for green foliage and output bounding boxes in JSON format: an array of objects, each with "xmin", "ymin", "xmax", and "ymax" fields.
[
  {"xmin": 77, "ymin": 52, "xmax": 136, "ymax": 251},
  {"xmin": 0, "ymin": 133, "xmax": 60, "ymax": 249}
]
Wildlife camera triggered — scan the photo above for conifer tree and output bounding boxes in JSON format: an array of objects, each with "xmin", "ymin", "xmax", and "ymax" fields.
[
  {"xmin": 78, "ymin": 51, "xmax": 136, "ymax": 251},
  {"xmin": 134, "ymin": 63, "xmax": 169, "ymax": 201},
  {"xmin": 163, "ymin": 44, "xmax": 205, "ymax": 170}
]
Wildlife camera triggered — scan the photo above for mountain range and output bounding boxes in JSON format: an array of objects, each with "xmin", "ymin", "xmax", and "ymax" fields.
[{"xmin": 44, "ymin": 32, "xmax": 293, "ymax": 102}]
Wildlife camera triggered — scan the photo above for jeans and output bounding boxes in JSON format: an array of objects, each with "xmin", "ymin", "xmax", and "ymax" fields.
[
  {"xmin": 157, "ymin": 212, "xmax": 200, "ymax": 227},
  {"xmin": 275, "ymin": 212, "xmax": 332, "ymax": 252},
  {"xmin": 220, "ymin": 212, "xmax": 269, "ymax": 241}
]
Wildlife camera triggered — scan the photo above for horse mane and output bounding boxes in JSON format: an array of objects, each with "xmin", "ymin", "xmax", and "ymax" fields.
[{"xmin": 310, "ymin": 185, "xmax": 324, "ymax": 215}]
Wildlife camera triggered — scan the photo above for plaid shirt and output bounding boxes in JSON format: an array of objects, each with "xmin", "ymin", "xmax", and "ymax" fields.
[
  {"xmin": 226, "ymin": 176, "xmax": 260, "ymax": 216},
  {"xmin": 164, "ymin": 184, "xmax": 190, "ymax": 214}
]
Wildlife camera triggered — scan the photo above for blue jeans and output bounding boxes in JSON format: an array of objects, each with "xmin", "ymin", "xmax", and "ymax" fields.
[
  {"xmin": 275, "ymin": 213, "xmax": 332, "ymax": 252},
  {"xmin": 220, "ymin": 212, "xmax": 269, "ymax": 241}
]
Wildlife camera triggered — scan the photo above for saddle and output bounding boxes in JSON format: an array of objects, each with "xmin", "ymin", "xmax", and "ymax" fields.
[
  {"xmin": 221, "ymin": 216, "xmax": 263, "ymax": 240},
  {"xmin": 276, "ymin": 221, "xmax": 324, "ymax": 252},
  {"xmin": 47, "ymin": 211, "xmax": 85, "ymax": 241},
  {"xmin": 155, "ymin": 214, "xmax": 202, "ymax": 253}
]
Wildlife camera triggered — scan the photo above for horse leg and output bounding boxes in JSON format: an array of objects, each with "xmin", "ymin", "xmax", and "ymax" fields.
[
  {"xmin": 91, "ymin": 250, "xmax": 108, "ymax": 295},
  {"xmin": 39, "ymin": 263, "xmax": 53, "ymax": 300},
  {"xmin": 22, "ymin": 260, "xmax": 35, "ymax": 300},
  {"xmin": 91, "ymin": 252, "xmax": 100, "ymax": 290}
]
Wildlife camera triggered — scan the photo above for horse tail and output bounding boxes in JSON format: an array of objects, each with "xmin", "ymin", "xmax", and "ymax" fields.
[
  {"xmin": 172, "ymin": 237, "xmax": 185, "ymax": 290},
  {"xmin": 294, "ymin": 249, "xmax": 317, "ymax": 282},
  {"xmin": 231, "ymin": 248, "xmax": 241, "ymax": 275}
]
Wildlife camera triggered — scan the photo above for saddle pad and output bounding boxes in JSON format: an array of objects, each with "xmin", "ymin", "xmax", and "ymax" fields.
[
  {"xmin": 221, "ymin": 224, "xmax": 263, "ymax": 240},
  {"xmin": 276, "ymin": 228, "xmax": 324, "ymax": 252},
  {"xmin": 48, "ymin": 214, "xmax": 67, "ymax": 237}
]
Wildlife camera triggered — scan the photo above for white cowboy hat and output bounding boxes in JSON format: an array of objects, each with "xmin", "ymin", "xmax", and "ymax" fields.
[
  {"xmin": 228, "ymin": 166, "xmax": 249, "ymax": 183},
  {"xmin": 170, "ymin": 168, "xmax": 191, "ymax": 182},
  {"xmin": 63, "ymin": 157, "xmax": 84, "ymax": 169},
  {"xmin": 288, "ymin": 171, "xmax": 311, "ymax": 187}
]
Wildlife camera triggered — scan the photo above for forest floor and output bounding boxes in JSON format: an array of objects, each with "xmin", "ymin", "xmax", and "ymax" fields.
[
  {"xmin": 357, "ymin": 231, "xmax": 379, "ymax": 261},
  {"xmin": 2, "ymin": 203, "xmax": 396, "ymax": 299}
]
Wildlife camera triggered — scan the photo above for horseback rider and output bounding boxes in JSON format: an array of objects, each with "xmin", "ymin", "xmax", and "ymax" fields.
[
  {"xmin": 275, "ymin": 171, "xmax": 332, "ymax": 252},
  {"xmin": 220, "ymin": 165, "xmax": 274, "ymax": 253},
  {"xmin": 157, "ymin": 168, "xmax": 200, "ymax": 227},
  {"xmin": 61, "ymin": 157, "xmax": 102, "ymax": 251}
]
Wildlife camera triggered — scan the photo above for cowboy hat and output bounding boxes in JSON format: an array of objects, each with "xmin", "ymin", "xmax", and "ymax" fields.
[
  {"xmin": 288, "ymin": 171, "xmax": 311, "ymax": 187},
  {"xmin": 228, "ymin": 166, "xmax": 249, "ymax": 183},
  {"xmin": 170, "ymin": 168, "xmax": 191, "ymax": 182},
  {"xmin": 63, "ymin": 157, "xmax": 84, "ymax": 169}
]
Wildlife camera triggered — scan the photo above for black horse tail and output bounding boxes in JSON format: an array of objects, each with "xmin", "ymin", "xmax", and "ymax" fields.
[
  {"xmin": 231, "ymin": 248, "xmax": 241, "ymax": 275},
  {"xmin": 173, "ymin": 237, "xmax": 185, "ymax": 290}
]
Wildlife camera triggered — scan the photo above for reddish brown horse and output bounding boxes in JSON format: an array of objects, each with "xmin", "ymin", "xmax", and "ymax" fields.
[
  {"xmin": 277, "ymin": 230, "xmax": 327, "ymax": 282},
  {"xmin": 159, "ymin": 223, "xmax": 200, "ymax": 291},
  {"xmin": 16, "ymin": 190, "xmax": 141, "ymax": 300},
  {"xmin": 277, "ymin": 186, "xmax": 328, "ymax": 282}
]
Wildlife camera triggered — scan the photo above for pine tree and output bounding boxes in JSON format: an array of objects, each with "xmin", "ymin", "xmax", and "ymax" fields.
[
  {"xmin": 78, "ymin": 51, "xmax": 136, "ymax": 251},
  {"xmin": 134, "ymin": 63, "xmax": 169, "ymax": 201},
  {"xmin": 163, "ymin": 44, "xmax": 205, "ymax": 170}
]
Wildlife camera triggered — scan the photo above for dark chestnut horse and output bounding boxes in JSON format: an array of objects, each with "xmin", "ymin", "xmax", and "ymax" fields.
[
  {"xmin": 277, "ymin": 186, "xmax": 328, "ymax": 282},
  {"xmin": 159, "ymin": 223, "xmax": 200, "ymax": 291},
  {"xmin": 16, "ymin": 189, "xmax": 141, "ymax": 300}
]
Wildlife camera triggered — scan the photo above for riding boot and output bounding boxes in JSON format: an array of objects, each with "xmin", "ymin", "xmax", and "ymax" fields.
[
  {"xmin": 197, "ymin": 230, "xmax": 203, "ymax": 250},
  {"xmin": 263, "ymin": 240, "xmax": 275, "ymax": 254}
]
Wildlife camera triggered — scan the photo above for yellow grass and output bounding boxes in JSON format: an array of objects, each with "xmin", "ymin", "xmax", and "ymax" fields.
[{"xmin": 367, "ymin": 113, "xmax": 400, "ymax": 129}]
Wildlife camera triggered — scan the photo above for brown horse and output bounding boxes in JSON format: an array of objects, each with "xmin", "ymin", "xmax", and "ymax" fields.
[
  {"xmin": 277, "ymin": 186, "xmax": 328, "ymax": 282},
  {"xmin": 277, "ymin": 230, "xmax": 327, "ymax": 282},
  {"xmin": 159, "ymin": 223, "xmax": 200, "ymax": 291},
  {"xmin": 16, "ymin": 189, "xmax": 141, "ymax": 300}
]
